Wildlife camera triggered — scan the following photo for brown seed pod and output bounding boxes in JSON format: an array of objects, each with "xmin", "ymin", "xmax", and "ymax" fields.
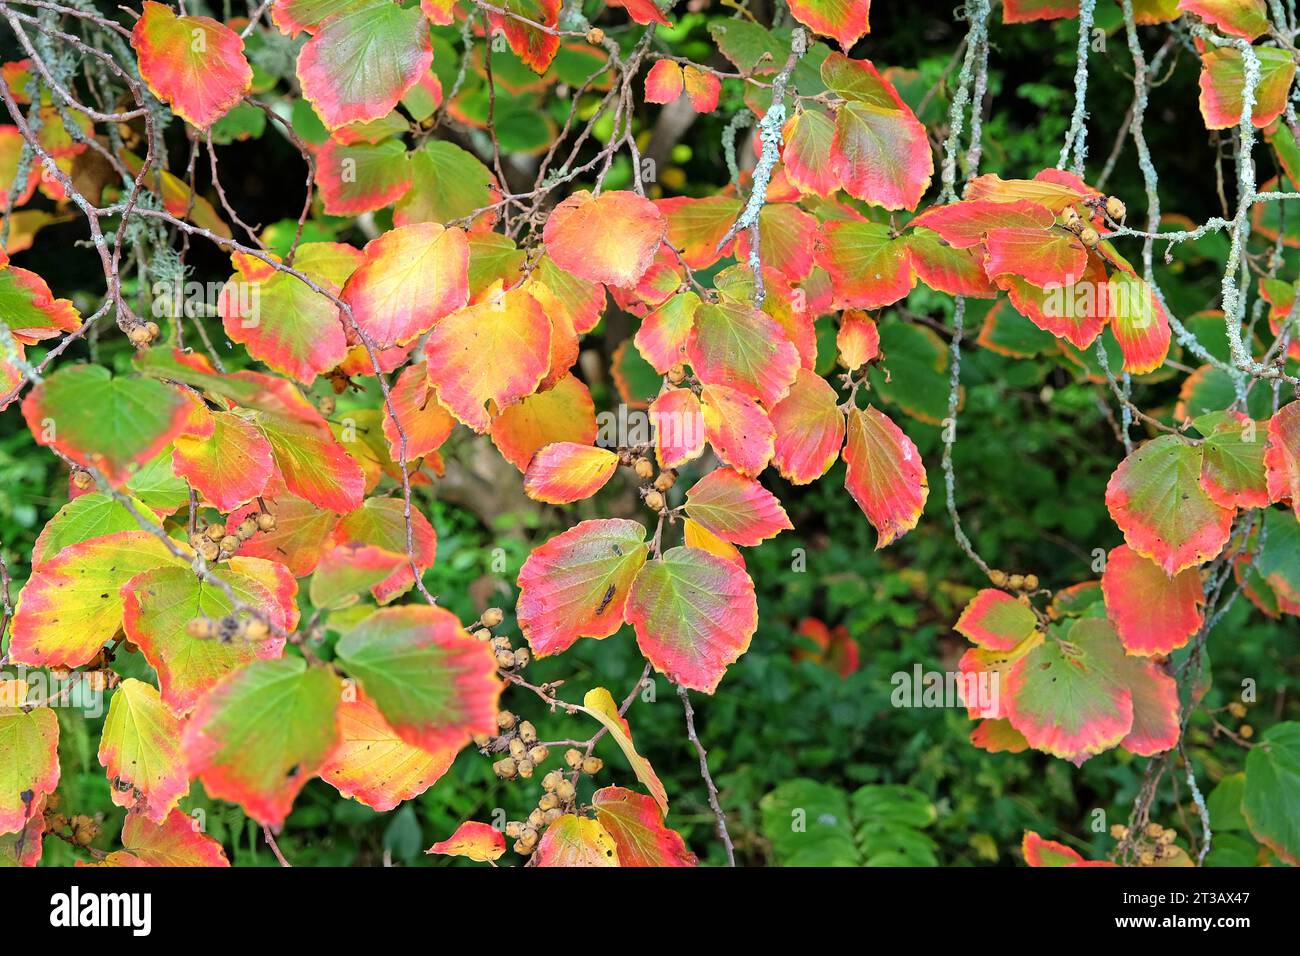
[
  {"xmin": 644, "ymin": 490, "xmax": 665, "ymax": 511},
  {"xmin": 542, "ymin": 770, "xmax": 563, "ymax": 791},
  {"xmin": 71, "ymin": 469, "xmax": 93, "ymax": 489},
  {"xmin": 493, "ymin": 757, "xmax": 517, "ymax": 779},
  {"xmin": 497, "ymin": 710, "xmax": 518, "ymax": 732},
  {"xmin": 564, "ymin": 748, "xmax": 583, "ymax": 769},
  {"xmin": 508, "ymin": 738, "xmax": 527, "ymax": 759},
  {"xmin": 480, "ymin": 607, "xmax": 505, "ymax": 628},
  {"xmin": 1079, "ymin": 226, "xmax": 1100, "ymax": 249},
  {"xmin": 517, "ymin": 758, "xmax": 535, "ymax": 778},
  {"xmin": 528, "ymin": 745, "xmax": 549, "ymax": 764},
  {"xmin": 237, "ymin": 517, "xmax": 258, "ymax": 540},
  {"xmin": 495, "ymin": 650, "xmax": 517, "ymax": 669},
  {"xmin": 667, "ymin": 363, "xmax": 686, "ymax": 384},
  {"xmin": 581, "ymin": 756, "xmax": 603, "ymax": 775},
  {"xmin": 256, "ymin": 512, "xmax": 277, "ymax": 532},
  {"xmin": 634, "ymin": 457, "xmax": 655, "ymax": 480},
  {"xmin": 586, "ymin": 26, "xmax": 605, "ymax": 45},
  {"xmin": 1105, "ymin": 196, "xmax": 1126, "ymax": 221},
  {"xmin": 518, "ymin": 720, "xmax": 538, "ymax": 744}
]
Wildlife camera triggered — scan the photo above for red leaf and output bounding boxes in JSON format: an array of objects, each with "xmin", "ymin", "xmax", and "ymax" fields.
[
  {"xmin": 700, "ymin": 384, "xmax": 775, "ymax": 477},
  {"xmin": 517, "ymin": 519, "xmax": 649, "ymax": 656},
  {"xmin": 427, "ymin": 821, "xmax": 506, "ymax": 862},
  {"xmin": 1101, "ymin": 544, "xmax": 1205, "ymax": 656},
  {"xmin": 132, "ymin": 1, "xmax": 252, "ymax": 129},
  {"xmin": 843, "ymin": 405, "xmax": 928, "ymax": 548},
  {"xmin": 650, "ymin": 387, "xmax": 707, "ymax": 469},
  {"xmin": 684, "ymin": 467, "xmax": 792, "ymax": 546},
  {"xmin": 769, "ymin": 369, "xmax": 845, "ymax": 484},
  {"xmin": 592, "ymin": 787, "xmax": 697, "ymax": 866},
  {"xmin": 626, "ymin": 546, "xmax": 758, "ymax": 693},
  {"xmin": 687, "ymin": 299, "xmax": 800, "ymax": 405},
  {"xmin": 1265, "ymin": 400, "xmax": 1300, "ymax": 514},
  {"xmin": 788, "ymin": 0, "xmax": 872, "ymax": 50}
]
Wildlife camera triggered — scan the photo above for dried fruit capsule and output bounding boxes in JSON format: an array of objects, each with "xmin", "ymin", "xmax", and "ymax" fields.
[
  {"xmin": 318, "ymin": 395, "xmax": 336, "ymax": 416},
  {"xmin": 219, "ymin": 535, "xmax": 240, "ymax": 554},
  {"xmin": 206, "ymin": 523, "xmax": 227, "ymax": 542},
  {"xmin": 1240, "ymin": 724, "xmax": 1254, "ymax": 739},
  {"xmin": 1079, "ymin": 226, "xmax": 1100, "ymax": 249},
  {"xmin": 187, "ymin": 617, "xmax": 216, "ymax": 640},
  {"xmin": 1007, "ymin": 574, "xmax": 1025, "ymax": 591},
  {"xmin": 667, "ymin": 363, "xmax": 686, "ymax": 384},
  {"xmin": 527, "ymin": 808, "xmax": 546, "ymax": 828},
  {"xmin": 989, "ymin": 569, "xmax": 1008, "ymax": 587},
  {"xmin": 493, "ymin": 757, "xmax": 517, "ymax": 779},
  {"xmin": 564, "ymin": 748, "xmax": 583, "ymax": 769},
  {"xmin": 653, "ymin": 471, "xmax": 676, "ymax": 492},
  {"xmin": 644, "ymin": 490, "xmax": 665, "ymax": 511},
  {"xmin": 508, "ymin": 738, "xmax": 527, "ymax": 759},
  {"xmin": 497, "ymin": 710, "xmax": 518, "ymax": 732},
  {"xmin": 555, "ymin": 779, "xmax": 576, "ymax": 803},
  {"xmin": 634, "ymin": 457, "xmax": 654, "ymax": 480},
  {"xmin": 1109, "ymin": 824, "xmax": 1128, "ymax": 839},
  {"xmin": 542, "ymin": 770, "xmax": 563, "ymax": 791},
  {"xmin": 237, "ymin": 517, "xmax": 258, "ymax": 540},
  {"xmin": 528, "ymin": 745, "xmax": 549, "ymax": 764},
  {"xmin": 472, "ymin": 733, "xmax": 492, "ymax": 749},
  {"xmin": 581, "ymin": 756, "xmax": 603, "ymax": 775},
  {"xmin": 505, "ymin": 821, "xmax": 523, "ymax": 839},
  {"xmin": 543, "ymin": 807, "xmax": 563, "ymax": 824},
  {"xmin": 244, "ymin": 617, "xmax": 270, "ymax": 641},
  {"xmin": 256, "ymin": 512, "xmax": 277, "ymax": 532},
  {"xmin": 514, "ymin": 647, "xmax": 531, "ymax": 667},
  {"xmin": 491, "ymin": 634, "xmax": 512, "ymax": 650},
  {"xmin": 518, "ymin": 721, "xmax": 538, "ymax": 744},
  {"xmin": 197, "ymin": 539, "xmax": 220, "ymax": 562},
  {"xmin": 1228, "ymin": 701, "xmax": 1247, "ymax": 718},
  {"xmin": 480, "ymin": 607, "xmax": 504, "ymax": 628},
  {"xmin": 1023, "ymin": 574, "xmax": 1039, "ymax": 590},
  {"xmin": 516, "ymin": 758, "xmax": 535, "ymax": 778},
  {"xmin": 495, "ymin": 650, "xmax": 517, "ymax": 669},
  {"xmin": 538, "ymin": 793, "xmax": 559, "ymax": 811},
  {"xmin": 1105, "ymin": 196, "xmax": 1126, "ymax": 221},
  {"xmin": 586, "ymin": 26, "xmax": 605, "ymax": 44},
  {"xmin": 71, "ymin": 469, "xmax": 92, "ymax": 489}
]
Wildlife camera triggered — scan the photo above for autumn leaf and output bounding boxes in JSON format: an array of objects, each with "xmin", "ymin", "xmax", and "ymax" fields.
[
  {"xmin": 0, "ymin": 683, "xmax": 59, "ymax": 836},
  {"xmin": 954, "ymin": 589, "xmax": 1038, "ymax": 652},
  {"xmin": 769, "ymin": 369, "xmax": 846, "ymax": 484},
  {"xmin": 341, "ymin": 222, "xmax": 470, "ymax": 349},
  {"xmin": 335, "ymin": 605, "xmax": 501, "ymax": 753},
  {"xmin": 98, "ymin": 679, "xmax": 189, "ymax": 823},
  {"xmin": 542, "ymin": 190, "xmax": 667, "ymax": 288},
  {"xmin": 172, "ymin": 410, "xmax": 274, "ymax": 512},
  {"xmin": 9, "ymin": 531, "xmax": 187, "ymax": 668},
  {"xmin": 843, "ymin": 405, "xmax": 928, "ymax": 548},
  {"xmin": 105, "ymin": 810, "xmax": 230, "ymax": 867},
  {"xmin": 592, "ymin": 786, "xmax": 697, "ymax": 866},
  {"xmin": 533, "ymin": 814, "xmax": 620, "ymax": 866},
  {"xmin": 1105, "ymin": 435, "xmax": 1234, "ymax": 575},
  {"xmin": 322, "ymin": 692, "xmax": 456, "ymax": 812},
  {"xmin": 517, "ymin": 519, "xmax": 649, "ymax": 656},
  {"xmin": 183, "ymin": 656, "xmax": 343, "ymax": 827},
  {"xmin": 296, "ymin": 0, "xmax": 432, "ymax": 129},
  {"xmin": 700, "ymin": 384, "xmax": 776, "ymax": 477},
  {"xmin": 22, "ymin": 365, "xmax": 190, "ymax": 485},
  {"xmin": 626, "ymin": 546, "xmax": 758, "ymax": 693},
  {"xmin": 523, "ymin": 442, "xmax": 620, "ymax": 504},
  {"xmin": 424, "ymin": 286, "xmax": 551, "ymax": 432},
  {"xmin": 684, "ymin": 467, "xmax": 792, "ymax": 546},
  {"xmin": 426, "ymin": 821, "xmax": 506, "ymax": 862},
  {"xmin": 132, "ymin": 1, "xmax": 252, "ymax": 129},
  {"xmin": 123, "ymin": 562, "xmax": 292, "ymax": 715}
]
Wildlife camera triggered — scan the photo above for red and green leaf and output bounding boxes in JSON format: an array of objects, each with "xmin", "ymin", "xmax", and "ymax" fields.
[
  {"xmin": 132, "ymin": 1, "xmax": 253, "ymax": 129},
  {"xmin": 626, "ymin": 546, "xmax": 758, "ymax": 693},
  {"xmin": 843, "ymin": 405, "xmax": 928, "ymax": 548}
]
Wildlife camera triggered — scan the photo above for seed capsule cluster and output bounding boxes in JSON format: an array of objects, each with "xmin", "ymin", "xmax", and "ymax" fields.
[
  {"xmin": 482, "ymin": 711, "xmax": 550, "ymax": 781},
  {"xmin": 1111, "ymin": 821, "xmax": 1179, "ymax": 865},
  {"xmin": 126, "ymin": 321, "xmax": 161, "ymax": 348},
  {"xmin": 188, "ymin": 509, "xmax": 276, "ymax": 563},
  {"xmin": 988, "ymin": 569, "xmax": 1039, "ymax": 592},
  {"xmin": 470, "ymin": 606, "xmax": 530, "ymax": 671},
  {"xmin": 619, "ymin": 449, "xmax": 675, "ymax": 514}
]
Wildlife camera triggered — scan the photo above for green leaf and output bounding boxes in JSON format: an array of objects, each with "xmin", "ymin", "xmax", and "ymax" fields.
[
  {"xmin": 21, "ymin": 365, "xmax": 189, "ymax": 485},
  {"xmin": 335, "ymin": 605, "xmax": 501, "ymax": 753},
  {"xmin": 1243, "ymin": 721, "xmax": 1300, "ymax": 865},
  {"xmin": 182, "ymin": 656, "xmax": 342, "ymax": 826}
]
